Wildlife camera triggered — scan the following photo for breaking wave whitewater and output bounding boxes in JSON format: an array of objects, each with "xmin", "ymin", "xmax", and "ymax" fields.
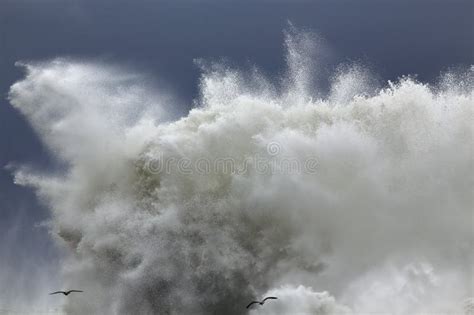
[{"xmin": 8, "ymin": 29, "xmax": 473, "ymax": 314}]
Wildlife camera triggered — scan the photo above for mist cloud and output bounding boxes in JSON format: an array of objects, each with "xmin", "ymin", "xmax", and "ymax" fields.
[{"xmin": 8, "ymin": 29, "xmax": 473, "ymax": 314}]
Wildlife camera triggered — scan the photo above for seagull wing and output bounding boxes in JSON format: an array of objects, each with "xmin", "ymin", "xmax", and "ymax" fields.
[
  {"xmin": 246, "ymin": 301, "xmax": 260, "ymax": 309},
  {"xmin": 67, "ymin": 290, "xmax": 83, "ymax": 294},
  {"xmin": 49, "ymin": 291, "xmax": 65, "ymax": 295},
  {"xmin": 262, "ymin": 296, "xmax": 278, "ymax": 302}
]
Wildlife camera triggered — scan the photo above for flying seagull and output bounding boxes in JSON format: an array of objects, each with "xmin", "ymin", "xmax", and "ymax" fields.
[
  {"xmin": 246, "ymin": 296, "xmax": 278, "ymax": 309},
  {"xmin": 49, "ymin": 290, "xmax": 83, "ymax": 296}
]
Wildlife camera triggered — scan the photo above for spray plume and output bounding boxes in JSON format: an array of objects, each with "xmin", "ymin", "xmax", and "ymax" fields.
[{"xmin": 7, "ymin": 28, "xmax": 473, "ymax": 314}]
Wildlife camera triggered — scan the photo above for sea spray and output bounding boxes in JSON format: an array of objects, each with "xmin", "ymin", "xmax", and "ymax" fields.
[{"xmin": 8, "ymin": 29, "xmax": 473, "ymax": 314}]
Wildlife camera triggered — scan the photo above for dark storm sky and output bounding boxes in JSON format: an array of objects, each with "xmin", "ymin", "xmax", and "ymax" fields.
[{"xmin": 0, "ymin": 0, "xmax": 473, "ymax": 276}]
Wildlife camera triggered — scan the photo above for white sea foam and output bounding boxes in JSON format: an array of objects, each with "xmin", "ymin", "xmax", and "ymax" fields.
[{"xmin": 8, "ymin": 29, "xmax": 473, "ymax": 314}]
